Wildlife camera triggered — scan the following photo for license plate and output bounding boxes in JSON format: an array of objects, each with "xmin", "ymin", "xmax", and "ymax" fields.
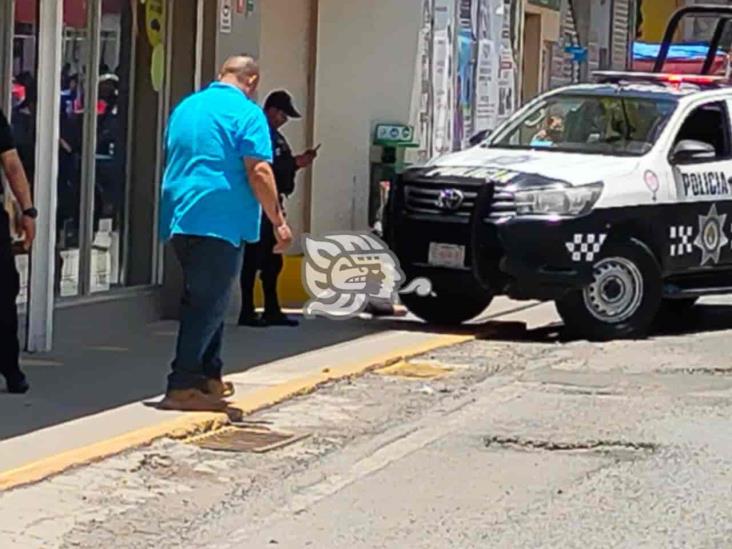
[{"xmin": 428, "ymin": 243, "xmax": 466, "ymax": 268}]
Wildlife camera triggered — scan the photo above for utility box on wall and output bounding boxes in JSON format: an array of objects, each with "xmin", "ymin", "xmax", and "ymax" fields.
[{"xmin": 369, "ymin": 123, "xmax": 418, "ymax": 232}]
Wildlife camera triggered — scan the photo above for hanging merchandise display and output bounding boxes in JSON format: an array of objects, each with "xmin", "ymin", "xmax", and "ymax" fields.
[
  {"xmin": 413, "ymin": 0, "xmax": 516, "ymax": 157},
  {"xmin": 408, "ymin": 0, "xmax": 434, "ymax": 164},
  {"xmin": 455, "ymin": 0, "xmax": 478, "ymax": 149},
  {"xmin": 143, "ymin": 0, "xmax": 166, "ymax": 92},
  {"xmin": 496, "ymin": 0, "xmax": 517, "ymax": 124},
  {"xmin": 474, "ymin": 0, "xmax": 503, "ymax": 132},
  {"xmin": 431, "ymin": 0, "xmax": 455, "ymax": 155}
]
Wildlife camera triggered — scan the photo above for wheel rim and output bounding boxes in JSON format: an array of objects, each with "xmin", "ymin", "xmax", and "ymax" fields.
[{"xmin": 582, "ymin": 256, "xmax": 644, "ymax": 324}]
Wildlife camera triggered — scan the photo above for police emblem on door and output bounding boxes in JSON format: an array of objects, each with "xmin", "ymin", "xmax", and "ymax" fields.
[
  {"xmin": 436, "ymin": 189, "xmax": 464, "ymax": 211},
  {"xmin": 694, "ymin": 204, "xmax": 728, "ymax": 266}
]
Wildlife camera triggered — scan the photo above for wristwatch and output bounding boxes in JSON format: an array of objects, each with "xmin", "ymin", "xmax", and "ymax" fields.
[{"xmin": 22, "ymin": 207, "xmax": 38, "ymax": 219}]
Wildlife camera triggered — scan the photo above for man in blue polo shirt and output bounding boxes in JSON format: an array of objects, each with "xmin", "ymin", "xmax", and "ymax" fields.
[{"xmin": 160, "ymin": 55, "xmax": 292, "ymax": 411}]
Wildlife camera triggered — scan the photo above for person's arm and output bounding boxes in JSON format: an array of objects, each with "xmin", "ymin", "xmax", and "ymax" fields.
[
  {"xmin": 238, "ymin": 108, "xmax": 294, "ymax": 253},
  {"xmin": 1, "ymin": 149, "xmax": 35, "ymax": 250},
  {"xmin": 245, "ymin": 158, "xmax": 292, "ymax": 253}
]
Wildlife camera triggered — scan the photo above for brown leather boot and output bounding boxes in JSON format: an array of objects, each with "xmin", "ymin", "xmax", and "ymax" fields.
[
  {"xmin": 158, "ymin": 388, "xmax": 227, "ymax": 412},
  {"xmin": 204, "ymin": 379, "xmax": 235, "ymax": 399}
]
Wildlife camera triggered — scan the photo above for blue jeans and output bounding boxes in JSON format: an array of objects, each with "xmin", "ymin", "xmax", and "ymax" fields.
[{"xmin": 169, "ymin": 235, "xmax": 243, "ymax": 391}]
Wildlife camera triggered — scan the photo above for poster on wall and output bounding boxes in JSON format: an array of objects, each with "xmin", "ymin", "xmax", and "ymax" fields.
[
  {"xmin": 432, "ymin": 28, "xmax": 453, "ymax": 155},
  {"xmin": 455, "ymin": 0, "xmax": 477, "ymax": 149},
  {"xmin": 408, "ymin": 0, "xmax": 435, "ymax": 164},
  {"xmin": 432, "ymin": 0, "xmax": 455, "ymax": 155},
  {"xmin": 496, "ymin": 0, "xmax": 516, "ymax": 124},
  {"xmin": 473, "ymin": 0, "xmax": 503, "ymax": 132}
]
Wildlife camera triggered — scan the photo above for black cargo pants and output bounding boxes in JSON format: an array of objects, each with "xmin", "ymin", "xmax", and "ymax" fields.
[{"xmin": 0, "ymin": 208, "xmax": 24, "ymax": 382}]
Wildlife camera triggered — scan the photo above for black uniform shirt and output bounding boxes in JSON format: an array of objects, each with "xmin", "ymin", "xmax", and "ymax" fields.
[
  {"xmin": 0, "ymin": 109, "xmax": 16, "ymax": 155},
  {"xmin": 271, "ymin": 126, "xmax": 298, "ymax": 198}
]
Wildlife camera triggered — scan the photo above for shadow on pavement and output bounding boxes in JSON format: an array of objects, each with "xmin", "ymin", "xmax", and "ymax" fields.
[
  {"xmin": 7, "ymin": 302, "xmax": 731, "ymax": 443},
  {"xmin": 4, "ymin": 315, "xmax": 382, "ymax": 442},
  {"xmin": 380, "ymin": 303, "xmax": 732, "ymax": 344}
]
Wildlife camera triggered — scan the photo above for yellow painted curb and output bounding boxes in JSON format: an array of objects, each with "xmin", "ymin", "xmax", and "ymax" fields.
[
  {"xmin": 0, "ymin": 333, "xmax": 473, "ymax": 492},
  {"xmin": 254, "ymin": 255, "xmax": 308, "ymax": 309}
]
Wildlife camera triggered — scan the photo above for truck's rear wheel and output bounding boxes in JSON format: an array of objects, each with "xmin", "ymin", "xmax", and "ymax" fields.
[
  {"xmin": 401, "ymin": 285, "xmax": 493, "ymax": 325},
  {"xmin": 556, "ymin": 241, "xmax": 661, "ymax": 340}
]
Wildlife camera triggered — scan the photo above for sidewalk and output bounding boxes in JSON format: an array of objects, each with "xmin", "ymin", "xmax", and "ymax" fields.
[
  {"xmin": 8, "ymin": 316, "xmax": 380, "ymax": 441},
  {"xmin": 0, "ymin": 298, "xmax": 558, "ymax": 489}
]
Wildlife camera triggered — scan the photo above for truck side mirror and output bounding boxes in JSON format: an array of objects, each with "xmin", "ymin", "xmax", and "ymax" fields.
[
  {"xmin": 469, "ymin": 129, "xmax": 492, "ymax": 147},
  {"xmin": 672, "ymin": 139, "xmax": 716, "ymax": 164}
]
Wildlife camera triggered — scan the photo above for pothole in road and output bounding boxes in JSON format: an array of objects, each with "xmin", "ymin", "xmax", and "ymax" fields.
[
  {"xmin": 483, "ymin": 435, "xmax": 658, "ymax": 455},
  {"xmin": 654, "ymin": 367, "xmax": 732, "ymax": 376}
]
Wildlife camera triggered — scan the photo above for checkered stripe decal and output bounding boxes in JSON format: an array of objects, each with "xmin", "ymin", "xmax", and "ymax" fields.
[
  {"xmin": 669, "ymin": 226, "xmax": 694, "ymax": 257},
  {"xmin": 565, "ymin": 233, "xmax": 607, "ymax": 263}
]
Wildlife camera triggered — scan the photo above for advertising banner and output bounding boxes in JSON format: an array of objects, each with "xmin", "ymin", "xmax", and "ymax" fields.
[{"xmin": 496, "ymin": 0, "xmax": 517, "ymax": 124}]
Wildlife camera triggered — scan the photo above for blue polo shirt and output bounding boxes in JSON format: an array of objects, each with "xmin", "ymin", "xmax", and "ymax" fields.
[{"xmin": 160, "ymin": 82, "xmax": 273, "ymax": 247}]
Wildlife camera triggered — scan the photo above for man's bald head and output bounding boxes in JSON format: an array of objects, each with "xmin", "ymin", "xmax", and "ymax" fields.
[{"xmin": 218, "ymin": 55, "xmax": 260, "ymax": 97}]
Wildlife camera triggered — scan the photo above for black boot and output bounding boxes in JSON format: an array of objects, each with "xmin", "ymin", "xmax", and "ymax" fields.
[{"xmin": 5, "ymin": 373, "xmax": 29, "ymax": 394}]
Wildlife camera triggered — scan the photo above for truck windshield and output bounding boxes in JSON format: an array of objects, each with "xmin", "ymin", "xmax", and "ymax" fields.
[{"xmin": 489, "ymin": 94, "xmax": 677, "ymax": 156}]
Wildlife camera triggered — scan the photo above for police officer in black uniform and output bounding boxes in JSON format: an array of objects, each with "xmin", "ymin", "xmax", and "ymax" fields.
[
  {"xmin": 0, "ymin": 108, "xmax": 37, "ymax": 393},
  {"xmin": 239, "ymin": 91, "xmax": 317, "ymax": 327}
]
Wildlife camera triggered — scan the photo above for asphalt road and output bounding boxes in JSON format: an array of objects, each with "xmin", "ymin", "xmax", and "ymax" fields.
[{"xmin": 3, "ymin": 297, "xmax": 732, "ymax": 548}]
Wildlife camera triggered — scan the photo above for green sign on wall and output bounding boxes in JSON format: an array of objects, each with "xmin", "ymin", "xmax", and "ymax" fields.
[{"xmin": 528, "ymin": 0, "xmax": 561, "ymax": 10}]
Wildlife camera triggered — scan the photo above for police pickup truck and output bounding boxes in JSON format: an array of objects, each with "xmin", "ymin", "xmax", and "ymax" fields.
[{"xmin": 386, "ymin": 5, "xmax": 732, "ymax": 340}]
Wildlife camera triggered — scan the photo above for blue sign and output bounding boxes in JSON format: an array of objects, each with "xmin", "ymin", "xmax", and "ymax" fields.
[{"xmin": 564, "ymin": 46, "xmax": 588, "ymax": 62}]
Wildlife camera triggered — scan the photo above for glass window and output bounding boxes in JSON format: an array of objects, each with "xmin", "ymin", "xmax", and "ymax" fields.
[
  {"xmin": 56, "ymin": 0, "xmax": 90, "ymax": 298},
  {"xmin": 673, "ymin": 101, "xmax": 731, "ymax": 161},
  {"xmin": 90, "ymin": 0, "xmax": 133, "ymax": 293},
  {"xmin": 490, "ymin": 93, "xmax": 678, "ymax": 156}
]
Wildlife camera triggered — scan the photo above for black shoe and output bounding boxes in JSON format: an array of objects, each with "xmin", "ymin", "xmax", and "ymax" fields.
[
  {"xmin": 238, "ymin": 313, "xmax": 266, "ymax": 327},
  {"xmin": 262, "ymin": 313, "xmax": 300, "ymax": 327},
  {"xmin": 6, "ymin": 376, "xmax": 29, "ymax": 394}
]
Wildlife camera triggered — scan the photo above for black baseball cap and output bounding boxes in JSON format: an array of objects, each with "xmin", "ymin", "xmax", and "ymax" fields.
[{"xmin": 264, "ymin": 90, "xmax": 301, "ymax": 118}]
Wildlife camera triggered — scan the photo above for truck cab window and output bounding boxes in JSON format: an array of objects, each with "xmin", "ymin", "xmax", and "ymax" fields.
[{"xmin": 673, "ymin": 102, "xmax": 731, "ymax": 160}]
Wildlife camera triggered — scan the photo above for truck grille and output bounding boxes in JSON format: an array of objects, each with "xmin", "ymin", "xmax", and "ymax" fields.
[
  {"xmin": 404, "ymin": 179, "xmax": 517, "ymax": 220},
  {"xmin": 486, "ymin": 181, "xmax": 517, "ymax": 220},
  {"xmin": 404, "ymin": 183, "xmax": 478, "ymax": 217}
]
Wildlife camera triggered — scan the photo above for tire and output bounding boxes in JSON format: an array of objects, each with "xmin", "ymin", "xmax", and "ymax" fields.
[
  {"xmin": 555, "ymin": 240, "xmax": 661, "ymax": 341},
  {"xmin": 400, "ymin": 284, "xmax": 493, "ymax": 325}
]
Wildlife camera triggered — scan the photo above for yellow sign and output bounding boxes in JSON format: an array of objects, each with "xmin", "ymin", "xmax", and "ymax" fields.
[
  {"xmin": 151, "ymin": 43, "xmax": 165, "ymax": 92},
  {"xmin": 145, "ymin": 0, "xmax": 165, "ymax": 48}
]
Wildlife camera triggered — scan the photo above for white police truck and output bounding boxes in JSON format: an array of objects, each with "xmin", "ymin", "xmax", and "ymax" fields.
[{"xmin": 387, "ymin": 5, "xmax": 732, "ymax": 340}]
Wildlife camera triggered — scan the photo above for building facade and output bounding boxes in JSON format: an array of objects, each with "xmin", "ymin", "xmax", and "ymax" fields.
[{"xmin": 3, "ymin": 0, "xmax": 639, "ymax": 353}]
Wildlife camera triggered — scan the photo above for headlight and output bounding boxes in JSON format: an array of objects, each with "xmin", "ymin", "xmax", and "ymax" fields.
[{"xmin": 514, "ymin": 182, "xmax": 603, "ymax": 217}]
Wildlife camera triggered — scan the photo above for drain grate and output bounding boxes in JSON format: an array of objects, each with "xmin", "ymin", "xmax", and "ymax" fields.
[{"xmin": 189, "ymin": 426, "xmax": 309, "ymax": 453}]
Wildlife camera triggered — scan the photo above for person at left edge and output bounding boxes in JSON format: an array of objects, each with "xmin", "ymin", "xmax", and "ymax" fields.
[
  {"xmin": 159, "ymin": 55, "xmax": 293, "ymax": 412},
  {"xmin": 0, "ymin": 108, "xmax": 36, "ymax": 394}
]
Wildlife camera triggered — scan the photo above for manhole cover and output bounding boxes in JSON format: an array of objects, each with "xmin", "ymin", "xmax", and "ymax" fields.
[
  {"xmin": 189, "ymin": 426, "xmax": 309, "ymax": 453},
  {"xmin": 375, "ymin": 360, "xmax": 453, "ymax": 380}
]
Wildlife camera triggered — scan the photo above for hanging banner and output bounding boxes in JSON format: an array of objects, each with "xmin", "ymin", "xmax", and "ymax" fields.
[
  {"xmin": 473, "ymin": 0, "xmax": 503, "ymax": 132},
  {"xmin": 432, "ymin": 0, "xmax": 455, "ymax": 155},
  {"xmin": 145, "ymin": 0, "xmax": 165, "ymax": 48},
  {"xmin": 220, "ymin": 0, "xmax": 233, "ymax": 34},
  {"xmin": 432, "ymin": 28, "xmax": 453, "ymax": 155},
  {"xmin": 455, "ymin": 0, "xmax": 478, "ymax": 149},
  {"xmin": 496, "ymin": 0, "xmax": 517, "ymax": 124},
  {"xmin": 407, "ymin": 0, "xmax": 434, "ymax": 163}
]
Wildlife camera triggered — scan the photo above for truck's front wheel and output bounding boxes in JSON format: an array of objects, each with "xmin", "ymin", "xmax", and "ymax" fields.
[
  {"xmin": 401, "ymin": 284, "xmax": 493, "ymax": 325},
  {"xmin": 555, "ymin": 241, "xmax": 661, "ymax": 341}
]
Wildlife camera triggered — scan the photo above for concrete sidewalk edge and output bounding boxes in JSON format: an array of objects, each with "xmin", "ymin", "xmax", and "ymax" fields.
[{"xmin": 0, "ymin": 333, "xmax": 473, "ymax": 492}]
